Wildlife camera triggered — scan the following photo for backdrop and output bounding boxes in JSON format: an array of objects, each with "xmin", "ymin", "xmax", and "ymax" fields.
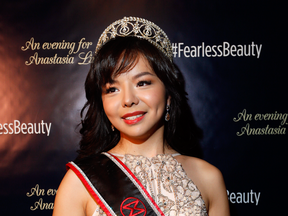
[{"xmin": 0, "ymin": 0, "xmax": 287, "ymax": 215}]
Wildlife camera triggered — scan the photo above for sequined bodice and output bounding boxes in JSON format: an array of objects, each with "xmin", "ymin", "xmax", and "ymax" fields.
[{"xmin": 92, "ymin": 154, "xmax": 207, "ymax": 216}]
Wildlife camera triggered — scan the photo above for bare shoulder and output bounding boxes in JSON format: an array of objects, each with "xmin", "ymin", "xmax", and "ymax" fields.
[
  {"xmin": 56, "ymin": 169, "xmax": 86, "ymax": 196},
  {"xmin": 175, "ymin": 155, "xmax": 223, "ymax": 183},
  {"xmin": 175, "ymin": 155, "xmax": 230, "ymax": 216},
  {"xmin": 53, "ymin": 169, "xmax": 93, "ymax": 216}
]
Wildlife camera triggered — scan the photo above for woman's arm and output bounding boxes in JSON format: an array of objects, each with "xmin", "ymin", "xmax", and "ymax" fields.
[
  {"xmin": 203, "ymin": 164, "xmax": 230, "ymax": 216},
  {"xmin": 52, "ymin": 169, "xmax": 87, "ymax": 216}
]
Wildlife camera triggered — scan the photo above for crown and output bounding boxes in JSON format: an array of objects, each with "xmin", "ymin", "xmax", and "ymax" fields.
[{"xmin": 95, "ymin": 17, "xmax": 173, "ymax": 61}]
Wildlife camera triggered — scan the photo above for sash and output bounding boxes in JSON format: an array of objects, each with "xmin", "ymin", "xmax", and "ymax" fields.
[{"xmin": 66, "ymin": 152, "xmax": 165, "ymax": 216}]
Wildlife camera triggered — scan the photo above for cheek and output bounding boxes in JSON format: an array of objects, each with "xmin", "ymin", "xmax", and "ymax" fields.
[
  {"xmin": 102, "ymin": 97, "xmax": 119, "ymax": 119},
  {"xmin": 142, "ymin": 86, "xmax": 166, "ymax": 110}
]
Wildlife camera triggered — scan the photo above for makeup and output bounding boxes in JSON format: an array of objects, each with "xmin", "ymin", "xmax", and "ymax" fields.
[{"xmin": 122, "ymin": 111, "xmax": 146, "ymax": 125}]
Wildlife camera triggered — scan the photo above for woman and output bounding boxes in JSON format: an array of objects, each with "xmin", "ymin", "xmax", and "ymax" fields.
[{"xmin": 53, "ymin": 17, "xmax": 230, "ymax": 216}]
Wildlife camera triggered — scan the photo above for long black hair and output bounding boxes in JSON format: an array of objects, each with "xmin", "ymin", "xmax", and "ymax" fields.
[{"xmin": 76, "ymin": 37, "xmax": 202, "ymax": 160}]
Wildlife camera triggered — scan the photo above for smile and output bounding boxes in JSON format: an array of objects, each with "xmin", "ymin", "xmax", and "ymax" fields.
[
  {"xmin": 124, "ymin": 114, "xmax": 144, "ymax": 120},
  {"xmin": 122, "ymin": 111, "xmax": 146, "ymax": 125}
]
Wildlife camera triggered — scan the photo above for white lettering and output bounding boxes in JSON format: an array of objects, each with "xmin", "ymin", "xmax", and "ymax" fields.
[
  {"xmin": 178, "ymin": 42, "xmax": 184, "ymax": 58},
  {"xmin": 173, "ymin": 41, "xmax": 263, "ymax": 58},
  {"xmin": 0, "ymin": 120, "xmax": 52, "ymax": 136},
  {"xmin": 227, "ymin": 190, "xmax": 261, "ymax": 206}
]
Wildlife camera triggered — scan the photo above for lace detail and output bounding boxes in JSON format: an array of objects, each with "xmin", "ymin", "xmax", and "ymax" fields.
[{"xmin": 92, "ymin": 154, "xmax": 207, "ymax": 216}]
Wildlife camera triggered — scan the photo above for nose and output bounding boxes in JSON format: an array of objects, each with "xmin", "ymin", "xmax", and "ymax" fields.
[{"xmin": 121, "ymin": 86, "xmax": 139, "ymax": 107}]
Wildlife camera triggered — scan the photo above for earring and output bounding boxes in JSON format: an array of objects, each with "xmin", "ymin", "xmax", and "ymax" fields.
[
  {"xmin": 111, "ymin": 125, "xmax": 115, "ymax": 131},
  {"xmin": 165, "ymin": 105, "xmax": 170, "ymax": 121}
]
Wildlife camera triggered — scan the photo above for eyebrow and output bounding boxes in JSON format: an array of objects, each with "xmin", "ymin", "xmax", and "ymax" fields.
[
  {"xmin": 133, "ymin": 71, "xmax": 155, "ymax": 80},
  {"xmin": 105, "ymin": 71, "xmax": 155, "ymax": 85},
  {"xmin": 107, "ymin": 79, "xmax": 118, "ymax": 85}
]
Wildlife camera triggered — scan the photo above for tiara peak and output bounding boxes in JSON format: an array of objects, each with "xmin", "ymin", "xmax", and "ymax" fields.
[{"xmin": 95, "ymin": 17, "xmax": 173, "ymax": 61}]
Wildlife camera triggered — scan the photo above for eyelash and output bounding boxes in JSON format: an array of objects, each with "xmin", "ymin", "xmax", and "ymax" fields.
[
  {"xmin": 104, "ymin": 80, "xmax": 152, "ymax": 94},
  {"xmin": 137, "ymin": 80, "xmax": 151, "ymax": 87},
  {"xmin": 105, "ymin": 87, "xmax": 117, "ymax": 94}
]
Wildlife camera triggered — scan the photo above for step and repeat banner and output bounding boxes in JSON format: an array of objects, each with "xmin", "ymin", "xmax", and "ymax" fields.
[{"xmin": 0, "ymin": 1, "xmax": 286, "ymax": 215}]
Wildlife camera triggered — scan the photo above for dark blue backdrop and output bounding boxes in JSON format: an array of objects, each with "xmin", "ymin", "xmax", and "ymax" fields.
[{"xmin": 0, "ymin": 0, "xmax": 287, "ymax": 215}]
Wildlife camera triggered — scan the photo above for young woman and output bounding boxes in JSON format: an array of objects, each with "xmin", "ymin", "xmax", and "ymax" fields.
[{"xmin": 53, "ymin": 17, "xmax": 230, "ymax": 216}]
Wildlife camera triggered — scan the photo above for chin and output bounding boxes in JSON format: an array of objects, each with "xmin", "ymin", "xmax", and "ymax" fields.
[{"xmin": 120, "ymin": 130, "xmax": 151, "ymax": 141}]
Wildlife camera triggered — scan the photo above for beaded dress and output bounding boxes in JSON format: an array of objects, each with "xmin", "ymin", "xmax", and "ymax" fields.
[{"xmin": 92, "ymin": 153, "xmax": 208, "ymax": 216}]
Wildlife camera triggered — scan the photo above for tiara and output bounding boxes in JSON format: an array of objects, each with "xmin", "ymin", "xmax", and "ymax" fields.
[{"xmin": 95, "ymin": 17, "xmax": 173, "ymax": 61}]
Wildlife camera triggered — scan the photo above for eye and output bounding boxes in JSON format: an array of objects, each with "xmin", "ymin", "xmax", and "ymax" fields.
[
  {"xmin": 105, "ymin": 87, "xmax": 118, "ymax": 94},
  {"xmin": 137, "ymin": 80, "xmax": 151, "ymax": 87}
]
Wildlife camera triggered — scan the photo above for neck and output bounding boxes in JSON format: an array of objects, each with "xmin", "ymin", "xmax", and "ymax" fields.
[{"xmin": 109, "ymin": 126, "xmax": 175, "ymax": 157}]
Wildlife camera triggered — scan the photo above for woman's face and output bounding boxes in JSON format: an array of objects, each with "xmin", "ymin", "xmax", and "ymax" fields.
[{"xmin": 102, "ymin": 55, "xmax": 169, "ymax": 141}]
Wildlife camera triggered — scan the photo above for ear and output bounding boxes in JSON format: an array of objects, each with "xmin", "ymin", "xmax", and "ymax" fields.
[{"xmin": 167, "ymin": 95, "xmax": 171, "ymax": 106}]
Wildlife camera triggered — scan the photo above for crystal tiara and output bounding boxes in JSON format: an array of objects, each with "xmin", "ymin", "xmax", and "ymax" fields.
[{"xmin": 95, "ymin": 17, "xmax": 173, "ymax": 61}]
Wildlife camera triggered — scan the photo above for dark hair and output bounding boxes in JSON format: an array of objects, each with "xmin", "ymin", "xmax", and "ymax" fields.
[{"xmin": 76, "ymin": 37, "xmax": 202, "ymax": 160}]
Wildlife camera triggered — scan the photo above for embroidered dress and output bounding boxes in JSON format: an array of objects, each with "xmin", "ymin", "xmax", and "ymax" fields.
[{"xmin": 92, "ymin": 154, "xmax": 207, "ymax": 216}]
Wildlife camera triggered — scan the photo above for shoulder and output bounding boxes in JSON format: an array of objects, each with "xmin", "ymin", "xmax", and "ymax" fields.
[
  {"xmin": 53, "ymin": 169, "xmax": 92, "ymax": 216},
  {"xmin": 175, "ymin": 155, "xmax": 230, "ymax": 215},
  {"xmin": 175, "ymin": 155, "xmax": 223, "ymax": 184}
]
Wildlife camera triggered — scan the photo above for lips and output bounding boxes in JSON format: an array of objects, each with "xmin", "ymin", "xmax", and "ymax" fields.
[{"xmin": 122, "ymin": 111, "xmax": 146, "ymax": 124}]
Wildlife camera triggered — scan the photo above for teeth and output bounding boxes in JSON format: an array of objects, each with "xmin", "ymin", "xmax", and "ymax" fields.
[{"xmin": 125, "ymin": 114, "xmax": 143, "ymax": 120}]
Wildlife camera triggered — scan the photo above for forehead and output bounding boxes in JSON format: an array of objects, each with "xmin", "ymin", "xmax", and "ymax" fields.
[{"xmin": 113, "ymin": 54, "xmax": 154, "ymax": 79}]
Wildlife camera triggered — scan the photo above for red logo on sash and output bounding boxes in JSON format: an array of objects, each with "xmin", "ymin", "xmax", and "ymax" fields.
[{"xmin": 120, "ymin": 197, "xmax": 147, "ymax": 216}]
